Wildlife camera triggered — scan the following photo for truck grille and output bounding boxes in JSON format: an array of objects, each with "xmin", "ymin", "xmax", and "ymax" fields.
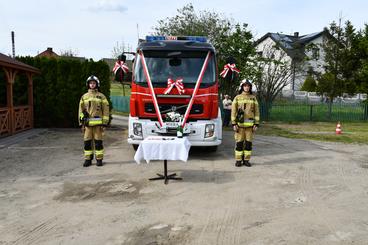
[{"xmin": 145, "ymin": 103, "xmax": 203, "ymax": 114}]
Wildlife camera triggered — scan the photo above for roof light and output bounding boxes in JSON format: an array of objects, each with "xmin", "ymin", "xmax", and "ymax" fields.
[
  {"xmin": 145, "ymin": 36, "xmax": 166, "ymax": 42},
  {"xmin": 145, "ymin": 36, "xmax": 207, "ymax": 43}
]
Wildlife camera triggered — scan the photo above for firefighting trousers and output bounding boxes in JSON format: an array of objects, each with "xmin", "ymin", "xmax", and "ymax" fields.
[
  {"xmin": 234, "ymin": 127, "xmax": 254, "ymax": 161},
  {"xmin": 83, "ymin": 126, "xmax": 104, "ymax": 160}
]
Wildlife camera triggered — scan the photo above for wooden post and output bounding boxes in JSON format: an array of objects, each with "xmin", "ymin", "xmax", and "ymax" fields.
[
  {"xmin": 27, "ymin": 73, "xmax": 34, "ymax": 128},
  {"xmin": 4, "ymin": 68, "xmax": 17, "ymax": 134}
]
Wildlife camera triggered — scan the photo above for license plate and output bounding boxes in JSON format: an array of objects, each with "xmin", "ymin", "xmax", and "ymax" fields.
[{"xmin": 165, "ymin": 122, "xmax": 178, "ymax": 128}]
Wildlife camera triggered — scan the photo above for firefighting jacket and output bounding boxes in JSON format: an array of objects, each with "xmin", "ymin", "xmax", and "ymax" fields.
[
  {"xmin": 78, "ymin": 89, "xmax": 110, "ymax": 126},
  {"xmin": 231, "ymin": 91, "xmax": 260, "ymax": 127}
]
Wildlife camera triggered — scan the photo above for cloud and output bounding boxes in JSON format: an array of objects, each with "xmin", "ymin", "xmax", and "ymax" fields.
[{"xmin": 86, "ymin": 0, "xmax": 128, "ymax": 13}]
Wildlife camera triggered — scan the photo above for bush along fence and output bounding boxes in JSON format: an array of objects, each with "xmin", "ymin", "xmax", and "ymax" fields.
[{"xmin": 17, "ymin": 56, "xmax": 111, "ymax": 127}]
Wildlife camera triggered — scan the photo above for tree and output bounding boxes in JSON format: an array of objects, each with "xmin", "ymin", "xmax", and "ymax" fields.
[
  {"xmin": 154, "ymin": 3, "xmax": 232, "ymax": 49},
  {"xmin": 253, "ymin": 43, "xmax": 301, "ymax": 120},
  {"xmin": 153, "ymin": 4, "xmax": 256, "ymax": 97},
  {"xmin": 319, "ymin": 19, "xmax": 358, "ymax": 100},
  {"xmin": 216, "ymin": 23, "xmax": 256, "ymax": 97},
  {"xmin": 111, "ymin": 41, "xmax": 134, "ymax": 60},
  {"xmin": 59, "ymin": 48, "xmax": 79, "ymax": 57},
  {"xmin": 317, "ymin": 18, "xmax": 361, "ymax": 118},
  {"xmin": 301, "ymin": 75, "xmax": 317, "ymax": 91},
  {"xmin": 353, "ymin": 24, "xmax": 368, "ymax": 97}
]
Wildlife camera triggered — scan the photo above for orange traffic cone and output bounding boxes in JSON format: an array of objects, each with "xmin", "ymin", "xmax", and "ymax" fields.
[{"xmin": 335, "ymin": 121, "xmax": 342, "ymax": 135}]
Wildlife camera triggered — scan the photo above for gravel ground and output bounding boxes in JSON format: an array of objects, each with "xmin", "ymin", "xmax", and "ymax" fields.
[{"xmin": 0, "ymin": 117, "xmax": 368, "ymax": 245}]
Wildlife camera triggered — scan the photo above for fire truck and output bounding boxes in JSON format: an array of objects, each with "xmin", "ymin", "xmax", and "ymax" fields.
[{"xmin": 127, "ymin": 36, "xmax": 222, "ymax": 151}]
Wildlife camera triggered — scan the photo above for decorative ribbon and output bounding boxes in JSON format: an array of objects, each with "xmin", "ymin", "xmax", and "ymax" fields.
[
  {"xmin": 139, "ymin": 51, "xmax": 164, "ymax": 127},
  {"xmin": 164, "ymin": 78, "xmax": 185, "ymax": 95},
  {"xmin": 112, "ymin": 61, "xmax": 129, "ymax": 74},
  {"xmin": 219, "ymin": 63, "xmax": 240, "ymax": 78},
  {"xmin": 182, "ymin": 51, "xmax": 212, "ymax": 127}
]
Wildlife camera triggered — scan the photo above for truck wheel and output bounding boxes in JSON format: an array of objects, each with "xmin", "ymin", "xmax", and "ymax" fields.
[
  {"xmin": 206, "ymin": 146, "xmax": 218, "ymax": 152},
  {"xmin": 132, "ymin": 144, "xmax": 139, "ymax": 151}
]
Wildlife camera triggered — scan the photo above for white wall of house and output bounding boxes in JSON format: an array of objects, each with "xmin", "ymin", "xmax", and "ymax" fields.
[
  {"xmin": 297, "ymin": 35, "xmax": 327, "ymax": 90},
  {"xmin": 256, "ymin": 33, "xmax": 328, "ymax": 92},
  {"xmin": 256, "ymin": 37, "xmax": 294, "ymax": 90}
]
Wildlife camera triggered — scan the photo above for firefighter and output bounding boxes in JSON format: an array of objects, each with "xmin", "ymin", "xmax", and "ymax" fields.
[
  {"xmin": 79, "ymin": 75, "xmax": 110, "ymax": 167},
  {"xmin": 231, "ymin": 80, "xmax": 260, "ymax": 167}
]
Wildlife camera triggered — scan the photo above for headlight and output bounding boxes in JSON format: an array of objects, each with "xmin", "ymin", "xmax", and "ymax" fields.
[
  {"xmin": 204, "ymin": 124, "xmax": 215, "ymax": 138},
  {"xmin": 133, "ymin": 123, "xmax": 143, "ymax": 136}
]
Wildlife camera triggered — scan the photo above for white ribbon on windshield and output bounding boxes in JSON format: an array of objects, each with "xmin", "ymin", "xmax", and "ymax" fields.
[
  {"xmin": 139, "ymin": 50, "xmax": 164, "ymax": 127},
  {"xmin": 182, "ymin": 51, "xmax": 212, "ymax": 127}
]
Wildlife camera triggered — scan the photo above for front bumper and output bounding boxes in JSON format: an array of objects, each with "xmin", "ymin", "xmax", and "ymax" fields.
[{"xmin": 127, "ymin": 115, "xmax": 222, "ymax": 146}]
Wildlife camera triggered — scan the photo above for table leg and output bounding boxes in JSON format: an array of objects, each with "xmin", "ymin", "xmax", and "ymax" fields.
[{"xmin": 149, "ymin": 160, "xmax": 182, "ymax": 184}]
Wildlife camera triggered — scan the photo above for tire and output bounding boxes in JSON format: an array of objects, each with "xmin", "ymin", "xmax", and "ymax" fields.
[
  {"xmin": 206, "ymin": 146, "xmax": 218, "ymax": 152},
  {"xmin": 132, "ymin": 144, "xmax": 139, "ymax": 151}
]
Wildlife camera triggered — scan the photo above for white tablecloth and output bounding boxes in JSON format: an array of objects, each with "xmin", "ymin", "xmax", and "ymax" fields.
[{"xmin": 134, "ymin": 136, "xmax": 191, "ymax": 164}]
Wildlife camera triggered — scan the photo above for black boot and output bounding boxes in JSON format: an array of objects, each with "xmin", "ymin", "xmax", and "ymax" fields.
[
  {"xmin": 96, "ymin": 159, "xmax": 103, "ymax": 167},
  {"xmin": 83, "ymin": 159, "xmax": 92, "ymax": 167},
  {"xmin": 243, "ymin": 160, "xmax": 251, "ymax": 167},
  {"xmin": 235, "ymin": 161, "xmax": 242, "ymax": 167}
]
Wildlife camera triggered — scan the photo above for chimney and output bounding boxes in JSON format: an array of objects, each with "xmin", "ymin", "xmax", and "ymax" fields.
[
  {"xmin": 47, "ymin": 47, "xmax": 53, "ymax": 52},
  {"xmin": 294, "ymin": 32, "xmax": 299, "ymax": 37}
]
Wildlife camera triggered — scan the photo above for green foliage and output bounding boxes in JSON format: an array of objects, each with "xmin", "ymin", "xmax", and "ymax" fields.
[
  {"xmin": 153, "ymin": 3, "xmax": 257, "ymax": 98},
  {"xmin": 301, "ymin": 75, "xmax": 317, "ymax": 92},
  {"xmin": 16, "ymin": 56, "xmax": 111, "ymax": 127},
  {"xmin": 354, "ymin": 24, "xmax": 368, "ymax": 94},
  {"xmin": 216, "ymin": 23, "xmax": 256, "ymax": 97},
  {"xmin": 154, "ymin": 3, "xmax": 232, "ymax": 49},
  {"xmin": 320, "ymin": 19, "xmax": 360, "ymax": 98}
]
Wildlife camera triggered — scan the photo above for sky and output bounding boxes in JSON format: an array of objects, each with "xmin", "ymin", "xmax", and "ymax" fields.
[{"xmin": 1, "ymin": 0, "xmax": 367, "ymax": 61}]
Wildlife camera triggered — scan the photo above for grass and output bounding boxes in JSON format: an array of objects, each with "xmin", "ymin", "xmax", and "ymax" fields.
[
  {"xmin": 110, "ymin": 82, "xmax": 131, "ymax": 96},
  {"xmin": 257, "ymin": 121, "xmax": 368, "ymax": 144}
]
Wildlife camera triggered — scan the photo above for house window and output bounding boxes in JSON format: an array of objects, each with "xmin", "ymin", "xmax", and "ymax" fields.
[{"xmin": 312, "ymin": 47, "xmax": 319, "ymax": 60}]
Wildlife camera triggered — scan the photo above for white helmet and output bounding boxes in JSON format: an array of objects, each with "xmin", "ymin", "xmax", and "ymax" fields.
[
  {"xmin": 86, "ymin": 75, "xmax": 100, "ymax": 88},
  {"xmin": 238, "ymin": 79, "xmax": 253, "ymax": 94}
]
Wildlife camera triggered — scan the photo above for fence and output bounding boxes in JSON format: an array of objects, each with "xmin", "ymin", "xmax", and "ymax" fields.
[
  {"xmin": 111, "ymin": 95, "xmax": 368, "ymax": 122},
  {"xmin": 263, "ymin": 102, "xmax": 368, "ymax": 122},
  {"xmin": 111, "ymin": 96, "xmax": 130, "ymax": 112}
]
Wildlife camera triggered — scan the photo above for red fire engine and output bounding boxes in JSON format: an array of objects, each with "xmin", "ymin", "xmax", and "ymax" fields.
[{"xmin": 128, "ymin": 36, "xmax": 222, "ymax": 151}]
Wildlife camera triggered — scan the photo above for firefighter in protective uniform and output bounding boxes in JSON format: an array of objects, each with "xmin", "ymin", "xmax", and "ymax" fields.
[
  {"xmin": 231, "ymin": 80, "xmax": 260, "ymax": 167},
  {"xmin": 78, "ymin": 75, "xmax": 110, "ymax": 167}
]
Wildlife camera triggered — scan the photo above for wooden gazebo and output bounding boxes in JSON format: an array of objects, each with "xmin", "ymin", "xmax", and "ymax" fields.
[{"xmin": 0, "ymin": 53, "xmax": 40, "ymax": 137}]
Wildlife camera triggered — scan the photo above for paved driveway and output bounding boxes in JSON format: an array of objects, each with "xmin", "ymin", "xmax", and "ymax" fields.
[{"xmin": 0, "ymin": 119, "xmax": 368, "ymax": 244}]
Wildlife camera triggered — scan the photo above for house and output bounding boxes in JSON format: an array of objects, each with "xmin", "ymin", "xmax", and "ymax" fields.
[
  {"xmin": 255, "ymin": 30, "xmax": 331, "ymax": 91},
  {"xmin": 36, "ymin": 47, "xmax": 86, "ymax": 62},
  {"xmin": 36, "ymin": 47, "xmax": 59, "ymax": 58}
]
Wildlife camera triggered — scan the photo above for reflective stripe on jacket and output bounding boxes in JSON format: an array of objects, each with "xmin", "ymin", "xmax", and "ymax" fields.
[
  {"xmin": 231, "ymin": 92, "xmax": 260, "ymax": 127},
  {"xmin": 78, "ymin": 89, "xmax": 110, "ymax": 126}
]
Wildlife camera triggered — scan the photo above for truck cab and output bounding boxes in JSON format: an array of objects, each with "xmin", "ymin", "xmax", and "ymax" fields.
[{"xmin": 127, "ymin": 36, "xmax": 222, "ymax": 150}]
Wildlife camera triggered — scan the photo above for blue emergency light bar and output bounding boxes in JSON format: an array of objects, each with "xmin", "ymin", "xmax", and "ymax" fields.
[{"xmin": 146, "ymin": 36, "xmax": 207, "ymax": 43}]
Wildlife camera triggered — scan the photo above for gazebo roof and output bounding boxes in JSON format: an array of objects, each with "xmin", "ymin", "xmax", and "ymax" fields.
[{"xmin": 0, "ymin": 53, "xmax": 40, "ymax": 74}]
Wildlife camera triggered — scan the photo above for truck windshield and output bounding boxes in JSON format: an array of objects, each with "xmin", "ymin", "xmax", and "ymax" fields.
[{"xmin": 134, "ymin": 51, "xmax": 216, "ymax": 87}]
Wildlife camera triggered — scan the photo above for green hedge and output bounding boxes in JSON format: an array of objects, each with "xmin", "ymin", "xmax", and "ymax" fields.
[{"xmin": 17, "ymin": 56, "xmax": 111, "ymax": 127}]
